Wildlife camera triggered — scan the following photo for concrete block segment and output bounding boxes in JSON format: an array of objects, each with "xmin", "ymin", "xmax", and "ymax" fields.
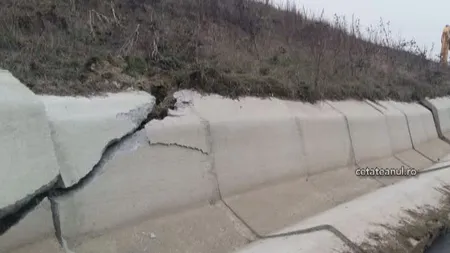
[
  {"xmin": 57, "ymin": 203, "xmax": 251, "ymax": 253},
  {"xmin": 5, "ymin": 238, "xmax": 63, "ymax": 253},
  {"xmin": 366, "ymin": 100, "xmax": 433, "ymax": 170},
  {"xmin": 54, "ymin": 111, "xmax": 217, "ymax": 240},
  {"xmin": 0, "ymin": 199, "xmax": 55, "ymax": 252},
  {"xmin": 177, "ymin": 90, "xmax": 306, "ymax": 197},
  {"xmin": 424, "ymin": 97, "xmax": 450, "ymax": 140},
  {"xmin": 0, "ymin": 70, "xmax": 60, "ymax": 213},
  {"xmin": 284, "ymin": 100, "xmax": 353, "ymax": 175},
  {"xmin": 234, "ymin": 164, "xmax": 450, "ymax": 253},
  {"xmin": 326, "ymin": 100, "xmax": 394, "ymax": 163},
  {"xmin": 40, "ymin": 92, "xmax": 156, "ymax": 187},
  {"xmin": 388, "ymin": 101, "xmax": 450, "ymax": 162},
  {"xmin": 225, "ymin": 166, "xmax": 382, "ymax": 235},
  {"xmin": 224, "ymin": 99, "xmax": 382, "ymax": 235},
  {"xmin": 327, "ymin": 100, "xmax": 411, "ymax": 186}
]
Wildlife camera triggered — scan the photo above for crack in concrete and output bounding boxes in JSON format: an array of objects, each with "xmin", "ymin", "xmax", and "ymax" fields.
[
  {"xmin": 50, "ymin": 121, "xmax": 152, "ymax": 196},
  {"xmin": 0, "ymin": 177, "xmax": 59, "ymax": 236},
  {"xmin": 148, "ymin": 142, "xmax": 208, "ymax": 155},
  {"xmin": 190, "ymin": 105, "xmax": 222, "ymax": 205},
  {"xmin": 0, "ymin": 102, "xmax": 156, "ymax": 248},
  {"xmin": 2, "ymin": 96, "xmax": 368, "ymax": 253}
]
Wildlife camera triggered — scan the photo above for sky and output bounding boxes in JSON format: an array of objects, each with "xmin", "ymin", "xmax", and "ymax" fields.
[{"xmin": 271, "ymin": 0, "xmax": 448, "ymax": 61}]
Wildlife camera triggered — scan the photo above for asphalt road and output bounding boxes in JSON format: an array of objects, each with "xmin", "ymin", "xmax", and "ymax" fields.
[{"xmin": 426, "ymin": 232, "xmax": 450, "ymax": 253}]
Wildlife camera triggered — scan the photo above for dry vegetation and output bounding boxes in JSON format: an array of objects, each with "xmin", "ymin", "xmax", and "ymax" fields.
[{"xmin": 1, "ymin": 0, "xmax": 450, "ymax": 113}]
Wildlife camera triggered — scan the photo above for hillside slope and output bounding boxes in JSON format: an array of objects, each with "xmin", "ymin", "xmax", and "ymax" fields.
[{"xmin": 1, "ymin": 0, "xmax": 450, "ymax": 113}]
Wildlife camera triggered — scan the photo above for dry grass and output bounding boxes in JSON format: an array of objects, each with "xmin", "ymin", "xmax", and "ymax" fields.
[
  {"xmin": 341, "ymin": 185, "xmax": 450, "ymax": 253},
  {"xmin": 1, "ymin": 0, "xmax": 450, "ymax": 111}
]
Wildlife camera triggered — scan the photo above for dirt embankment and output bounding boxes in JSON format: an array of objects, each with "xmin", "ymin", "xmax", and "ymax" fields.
[{"xmin": 1, "ymin": 0, "xmax": 450, "ymax": 116}]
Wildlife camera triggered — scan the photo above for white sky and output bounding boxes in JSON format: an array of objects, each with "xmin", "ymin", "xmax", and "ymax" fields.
[{"xmin": 271, "ymin": 0, "xmax": 447, "ymax": 60}]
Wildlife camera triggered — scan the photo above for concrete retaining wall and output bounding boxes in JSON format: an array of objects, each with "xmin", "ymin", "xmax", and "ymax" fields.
[
  {"xmin": 41, "ymin": 92, "xmax": 155, "ymax": 187},
  {"xmin": 0, "ymin": 199, "xmax": 54, "ymax": 252},
  {"xmin": 234, "ymin": 163, "xmax": 450, "ymax": 253},
  {"xmin": 388, "ymin": 101, "xmax": 450, "ymax": 162},
  {"xmin": 366, "ymin": 100, "xmax": 434, "ymax": 170},
  {"xmin": 424, "ymin": 97, "xmax": 450, "ymax": 140},
  {"xmin": 181, "ymin": 91, "xmax": 307, "ymax": 197},
  {"xmin": 4, "ymin": 80, "xmax": 450, "ymax": 253},
  {"xmin": 0, "ymin": 70, "xmax": 60, "ymax": 216}
]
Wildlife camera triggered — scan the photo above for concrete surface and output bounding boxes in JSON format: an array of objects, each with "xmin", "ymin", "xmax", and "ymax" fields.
[
  {"xmin": 0, "ymin": 70, "xmax": 60, "ymax": 214},
  {"xmin": 388, "ymin": 101, "xmax": 450, "ymax": 162},
  {"xmin": 284, "ymin": 100, "xmax": 353, "ymax": 175},
  {"xmin": 54, "ymin": 128, "xmax": 216, "ymax": 241},
  {"xmin": 40, "ymin": 92, "xmax": 155, "ymax": 187},
  {"xmin": 5, "ymin": 238, "xmax": 63, "ymax": 253},
  {"xmin": 176, "ymin": 90, "xmax": 306, "ymax": 197},
  {"xmin": 0, "ymin": 199, "xmax": 55, "ymax": 252},
  {"xmin": 327, "ymin": 100, "xmax": 393, "ymax": 163},
  {"xmin": 145, "ymin": 105, "xmax": 210, "ymax": 154},
  {"xmin": 234, "ymin": 164, "xmax": 450, "ymax": 253},
  {"xmin": 357, "ymin": 156, "xmax": 411, "ymax": 186},
  {"xmin": 424, "ymin": 97, "xmax": 450, "ymax": 139},
  {"xmin": 365, "ymin": 100, "xmax": 434, "ymax": 170},
  {"xmin": 366, "ymin": 100, "xmax": 413, "ymax": 153},
  {"xmin": 225, "ymin": 166, "xmax": 382, "ymax": 235},
  {"xmin": 15, "ymin": 203, "xmax": 253, "ymax": 253},
  {"xmin": 7, "ymin": 88, "xmax": 450, "ymax": 253}
]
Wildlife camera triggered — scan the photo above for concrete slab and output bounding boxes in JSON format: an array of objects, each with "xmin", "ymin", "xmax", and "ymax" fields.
[
  {"xmin": 367, "ymin": 100, "xmax": 413, "ymax": 153},
  {"xmin": 234, "ymin": 230, "xmax": 348, "ymax": 253},
  {"xmin": 224, "ymin": 166, "xmax": 382, "ymax": 235},
  {"xmin": 364, "ymin": 100, "xmax": 434, "ymax": 172},
  {"xmin": 40, "ymin": 91, "xmax": 155, "ymax": 187},
  {"xmin": 145, "ymin": 106, "xmax": 209, "ymax": 154},
  {"xmin": 175, "ymin": 90, "xmax": 306, "ymax": 197},
  {"xmin": 424, "ymin": 97, "xmax": 450, "ymax": 137},
  {"xmin": 0, "ymin": 70, "xmax": 60, "ymax": 214},
  {"xmin": 0, "ymin": 199, "xmax": 55, "ymax": 252},
  {"xmin": 395, "ymin": 149, "xmax": 433, "ymax": 170},
  {"xmin": 63, "ymin": 203, "xmax": 251, "ymax": 253},
  {"xmin": 279, "ymin": 168, "xmax": 447, "ymax": 240},
  {"xmin": 234, "ymin": 167, "xmax": 450, "ymax": 253},
  {"xmin": 356, "ymin": 156, "xmax": 412, "ymax": 186},
  {"xmin": 284, "ymin": 100, "xmax": 353, "ymax": 175},
  {"xmin": 5, "ymin": 238, "xmax": 63, "ymax": 253},
  {"xmin": 308, "ymin": 166, "xmax": 383, "ymax": 206},
  {"xmin": 327, "ymin": 100, "xmax": 393, "ymax": 163},
  {"xmin": 388, "ymin": 101, "xmax": 450, "ymax": 161},
  {"xmin": 224, "ymin": 176, "xmax": 333, "ymax": 235},
  {"xmin": 415, "ymin": 138, "xmax": 450, "ymax": 162},
  {"xmin": 54, "ymin": 128, "xmax": 216, "ymax": 241}
]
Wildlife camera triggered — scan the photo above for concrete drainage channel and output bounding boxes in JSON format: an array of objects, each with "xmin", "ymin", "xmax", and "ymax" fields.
[{"xmin": 3, "ymin": 68, "xmax": 450, "ymax": 253}]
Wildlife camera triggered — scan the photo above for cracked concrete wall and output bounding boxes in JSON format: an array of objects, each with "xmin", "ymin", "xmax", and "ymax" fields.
[
  {"xmin": 6, "ymin": 82, "xmax": 450, "ymax": 253},
  {"xmin": 40, "ymin": 92, "xmax": 156, "ymax": 187},
  {"xmin": 0, "ymin": 199, "xmax": 54, "ymax": 252},
  {"xmin": 53, "ymin": 108, "xmax": 218, "ymax": 242},
  {"xmin": 175, "ymin": 90, "xmax": 307, "ymax": 197},
  {"xmin": 0, "ymin": 70, "xmax": 60, "ymax": 215}
]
